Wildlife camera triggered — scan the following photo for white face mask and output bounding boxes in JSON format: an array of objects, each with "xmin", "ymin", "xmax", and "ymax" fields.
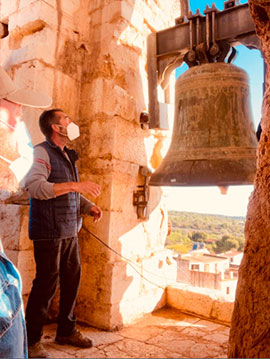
[{"xmin": 57, "ymin": 122, "xmax": 80, "ymax": 141}]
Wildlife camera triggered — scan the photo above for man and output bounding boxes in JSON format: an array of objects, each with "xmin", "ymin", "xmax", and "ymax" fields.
[
  {"xmin": 24, "ymin": 108, "xmax": 102, "ymax": 358},
  {"xmin": 0, "ymin": 65, "xmax": 52, "ymax": 359}
]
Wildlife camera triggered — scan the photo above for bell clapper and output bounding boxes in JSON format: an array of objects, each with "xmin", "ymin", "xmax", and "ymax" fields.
[{"xmin": 219, "ymin": 186, "xmax": 229, "ymax": 195}]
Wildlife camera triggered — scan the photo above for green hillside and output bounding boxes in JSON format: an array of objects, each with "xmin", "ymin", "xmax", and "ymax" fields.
[{"xmin": 166, "ymin": 211, "xmax": 245, "ymax": 254}]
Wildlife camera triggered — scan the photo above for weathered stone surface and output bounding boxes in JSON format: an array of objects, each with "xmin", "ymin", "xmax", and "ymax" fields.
[
  {"xmin": 0, "ymin": 204, "xmax": 31, "ymax": 250},
  {"xmin": 36, "ymin": 307, "xmax": 229, "ymax": 358},
  {"xmin": 0, "ymin": 0, "xmax": 18, "ymax": 19},
  {"xmin": 9, "ymin": 27, "xmax": 57, "ymax": 66},
  {"xmin": 9, "ymin": 1, "xmax": 57, "ymax": 33},
  {"xmin": 5, "ymin": 248, "xmax": 35, "ymax": 295},
  {"xmin": 167, "ymin": 284, "xmax": 233, "ymax": 325},
  {"xmin": 80, "ymin": 78, "xmax": 137, "ymax": 120},
  {"xmin": 228, "ymin": 2, "xmax": 270, "ymax": 358}
]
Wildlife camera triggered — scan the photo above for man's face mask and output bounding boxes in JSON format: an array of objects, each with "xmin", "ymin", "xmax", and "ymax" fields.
[{"xmin": 57, "ymin": 122, "xmax": 80, "ymax": 141}]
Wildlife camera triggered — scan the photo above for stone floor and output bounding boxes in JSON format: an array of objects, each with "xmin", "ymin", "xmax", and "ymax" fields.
[{"xmin": 42, "ymin": 307, "xmax": 229, "ymax": 358}]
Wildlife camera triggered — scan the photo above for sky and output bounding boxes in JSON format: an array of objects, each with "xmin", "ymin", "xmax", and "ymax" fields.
[{"xmin": 164, "ymin": 0, "xmax": 264, "ymax": 217}]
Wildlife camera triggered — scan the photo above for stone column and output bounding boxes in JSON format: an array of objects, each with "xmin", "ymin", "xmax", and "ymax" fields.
[
  {"xmin": 75, "ymin": 0, "xmax": 179, "ymax": 329},
  {"xmin": 228, "ymin": 2, "xmax": 270, "ymax": 357}
]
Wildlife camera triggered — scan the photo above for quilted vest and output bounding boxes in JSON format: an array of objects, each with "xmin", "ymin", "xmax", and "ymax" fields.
[{"xmin": 29, "ymin": 139, "xmax": 80, "ymax": 240}]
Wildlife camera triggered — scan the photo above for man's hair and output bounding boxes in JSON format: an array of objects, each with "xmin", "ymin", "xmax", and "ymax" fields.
[{"xmin": 39, "ymin": 108, "xmax": 64, "ymax": 138}]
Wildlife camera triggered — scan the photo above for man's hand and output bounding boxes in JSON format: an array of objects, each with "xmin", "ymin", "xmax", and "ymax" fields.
[
  {"xmin": 53, "ymin": 181, "xmax": 101, "ymax": 198},
  {"xmin": 75, "ymin": 181, "xmax": 101, "ymax": 198},
  {"xmin": 90, "ymin": 205, "xmax": 103, "ymax": 222}
]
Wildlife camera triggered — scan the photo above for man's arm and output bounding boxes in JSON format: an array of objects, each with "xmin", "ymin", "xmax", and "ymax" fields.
[
  {"xmin": 53, "ymin": 181, "xmax": 100, "ymax": 198},
  {"xmin": 24, "ymin": 146, "xmax": 55, "ymax": 199},
  {"xmin": 80, "ymin": 195, "xmax": 95, "ymax": 215},
  {"xmin": 80, "ymin": 195, "xmax": 102, "ymax": 222},
  {"xmin": 25, "ymin": 145, "xmax": 101, "ymax": 199}
]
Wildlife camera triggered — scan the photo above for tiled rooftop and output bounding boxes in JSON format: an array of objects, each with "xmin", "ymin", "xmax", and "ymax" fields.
[{"xmin": 41, "ymin": 307, "xmax": 229, "ymax": 358}]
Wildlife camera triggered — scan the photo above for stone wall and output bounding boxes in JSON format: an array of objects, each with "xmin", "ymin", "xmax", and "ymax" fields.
[
  {"xmin": 228, "ymin": 1, "xmax": 270, "ymax": 357},
  {"xmin": 0, "ymin": 0, "xmax": 179, "ymax": 330},
  {"xmin": 167, "ymin": 284, "xmax": 233, "ymax": 326}
]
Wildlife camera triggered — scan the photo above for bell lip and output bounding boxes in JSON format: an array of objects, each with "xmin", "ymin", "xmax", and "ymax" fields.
[
  {"xmin": 149, "ymin": 170, "xmax": 256, "ymax": 186},
  {"xmin": 149, "ymin": 181, "xmax": 255, "ymax": 187},
  {"xmin": 149, "ymin": 174, "xmax": 255, "ymax": 187}
]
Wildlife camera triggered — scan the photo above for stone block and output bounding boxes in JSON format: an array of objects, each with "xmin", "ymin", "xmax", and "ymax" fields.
[
  {"xmin": 211, "ymin": 300, "xmax": 233, "ymax": 324},
  {"xmin": 77, "ymin": 167, "xmax": 112, "ymax": 212},
  {"xmin": 5, "ymin": 249, "xmax": 35, "ymax": 295},
  {"xmin": 109, "ymin": 213, "xmax": 148, "ymax": 258},
  {"xmin": 52, "ymin": 70, "xmax": 81, "ymax": 112},
  {"xmin": 9, "ymin": 1, "xmax": 58, "ymax": 37},
  {"xmin": 76, "ymin": 299, "xmax": 112, "ymax": 331},
  {"xmin": 78, "ymin": 210, "xmax": 114, "ymax": 301},
  {"xmin": 141, "ymin": 2, "xmax": 164, "ymax": 31},
  {"xmin": 9, "ymin": 27, "xmax": 57, "ymax": 65},
  {"xmin": 11, "ymin": 60, "xmax": 54, "ymax": 98},
  {"xmin": 76, "ymin": 116, "xmax": 117, "ymax": 161},
  {"xmin": 167, "ymin": 285, "xmax": 215, "ymax": 319},
  {"xmin": 78, "ymin": 116, "xmax": 147, "ymax": 169},
  {"xmin": 58, "ymin": 0, "xmax": 80, "ymax": 17},
  {"xmin": 0, "ymin": 1, "xmax": 18, "ymax": 20},
  {"xmin": 108, "ymin": 197, "xmax": 167, "ymax": 259},
  {"xmin": 141, "ymin": 199, "xmax": 169, "ymax": 248},
  {"xmin": 110, "ymin": 171, "xmax": 137, "ymax": 214},
  {"xmin": 77, "ymin": 284, "xmax": 165, "ymax": 330},
  {"xmin": 102, "ymin": 1, "xmax": 142, "ymax": 29},
  {"xmin": 0, "ymin": 204, "xmax": 32, "ymax": 251},
  {"xmin": 167, "ymin": 284, "xmax": 234, "ymax": 325},
  {"xmin": 113, "ymin": 119, "xmax": 147, "ymax": 165},
  {"xmin": 88, "ymin": 0, "xmax": 108, "ymax": 14},
  {"xmin": 79, "ymin": 256, "xmax": 113, "ymax": 303},
  {"xmin": 19, "ymin": 0, "xmax": 42, "ymax": 10},
  {"xmin": 118, "ymin": 288, "xmax": 166, "ymax": 325},
  {"xmin": 19, "ymin": 0, "xmax": 57, "ymax": 11},
  {"xmin": 82, "ymin": 44, "xmax": 147, "ymax": 112},
  {"xmin": 144, "ymin": 0, "xmax": 178, "ymax": 30},
  {"xmin": 88, "ymin": 0, "xmax": 173, "ymax": 34},
  {"xmin": 0, "ymin": 37, "xmax": 13, "ymax": 68},
  {"xmin": 8, "ymin": 1, "xmax": 58, "ymax": 32},
  {"xmin": 141, "ymin": 249, "xmax": 177, "ymax": 290},
  {"xmin": 80, "ymin": 78, "xmax": 137, "ymax": 121},
  {"xmin": 110, "ymin": 260, "xmax": 142, "ymax": 304},
  {"xmin": 109, "ymin": 250, "xmax": 175, "ymax": 305},
  {"xmin": 118, "ymin": 24, "xmax": 145, "ymax": 51}
]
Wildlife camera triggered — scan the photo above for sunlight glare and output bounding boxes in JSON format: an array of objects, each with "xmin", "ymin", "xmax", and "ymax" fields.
[{"xmin": 162, "ymin": 185, "xmax": 254, "ymax": 217}]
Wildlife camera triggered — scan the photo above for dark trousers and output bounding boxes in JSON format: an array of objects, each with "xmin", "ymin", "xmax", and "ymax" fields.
[{"xmin": 25, "ymin": 237, "xmax": 81, "ymax": 345}]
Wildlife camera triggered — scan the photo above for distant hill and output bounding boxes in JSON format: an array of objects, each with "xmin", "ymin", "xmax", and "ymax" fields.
[{"xmin": 167, "ymin": 211, "xmax": 245, "ymax": 254}]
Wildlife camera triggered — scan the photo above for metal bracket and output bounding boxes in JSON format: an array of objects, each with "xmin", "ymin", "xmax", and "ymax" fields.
[{"xmin": 133, "ymin": 166, "xmax": 153, "ymax": 220}]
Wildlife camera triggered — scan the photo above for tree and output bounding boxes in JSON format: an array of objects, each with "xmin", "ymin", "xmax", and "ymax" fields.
[
  {"xmin": 189, "ymin": 231, "xmax": 208, "ymax": 242},
  {"xmin": 214, "ymin": 235, "xmax": 239, "ymax": 253}
]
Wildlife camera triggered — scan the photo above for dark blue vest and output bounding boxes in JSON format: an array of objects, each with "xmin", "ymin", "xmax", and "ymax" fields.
[{"xmin": 29, "ymin": 139, "xmax": 81, "ymax": 240}]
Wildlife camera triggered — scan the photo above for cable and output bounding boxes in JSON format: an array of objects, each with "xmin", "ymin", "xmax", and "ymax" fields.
[
  {"xmin": 82, "ymin": 225, "xmax": 176, "ymax": 290},
  {"xmin": 82, "ymin": 225, "xmax": 212, "ymax": 288}
]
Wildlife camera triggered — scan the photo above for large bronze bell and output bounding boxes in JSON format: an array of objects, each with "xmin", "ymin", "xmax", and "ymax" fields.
[{"xmin": 150, "ymin": 63, "xmax": 258, "ymax": 187}]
